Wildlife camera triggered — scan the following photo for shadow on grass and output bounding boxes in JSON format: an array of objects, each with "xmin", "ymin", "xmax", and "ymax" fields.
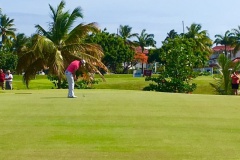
[
  {"xmin": 15, "ymin": 93, "xmax": 32, "ymax": 94},
  {"xmin": 41, "ymin": 97, "xmax": 68, "ymax": 99}
]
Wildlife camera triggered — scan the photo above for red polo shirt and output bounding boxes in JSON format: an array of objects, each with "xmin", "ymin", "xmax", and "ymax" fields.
[
  {"xmin": 231, "ymin": 74, "xmax": 239, "ymax": 84},
  {"xmin": 66, "ymin": 60, "xmax": 81, "ymax": 73},
  {"xmin": 0, "ymin": 73, "xmax": 5, "ymax": 82}
]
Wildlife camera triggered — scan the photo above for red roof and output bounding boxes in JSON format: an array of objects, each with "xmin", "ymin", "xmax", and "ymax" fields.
[
  {"xmin": 212, "ymin": 45, "xmax": 234, "ymax": 52},
  {"xmin": 233, "ymin": 58, "xmax": 240, "ymax": 63},
  {"xmin": 135, "ymin": 46, "xmax": 149, "ymax": 54}
]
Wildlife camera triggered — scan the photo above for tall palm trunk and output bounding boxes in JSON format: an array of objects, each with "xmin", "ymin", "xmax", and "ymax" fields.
[{"xmin": 57, "ymin": 77, "xmax": 62, "ymax": 89}]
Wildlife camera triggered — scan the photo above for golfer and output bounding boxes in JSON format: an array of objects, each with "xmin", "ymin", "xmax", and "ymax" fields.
[{"xmin": 65, "ymin": 59, "xmax": 86, "ymax": 98}]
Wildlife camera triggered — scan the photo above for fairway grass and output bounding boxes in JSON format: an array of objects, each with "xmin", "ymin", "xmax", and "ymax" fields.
[{"xmin": 1, "ymin": 89, "xmax": 240, "ymax": 160}]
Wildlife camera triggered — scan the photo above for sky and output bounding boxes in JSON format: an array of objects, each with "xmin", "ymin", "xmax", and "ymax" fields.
[{"xmin": 1, "ymin": 0, "xmax": 240, "ymax": 47}]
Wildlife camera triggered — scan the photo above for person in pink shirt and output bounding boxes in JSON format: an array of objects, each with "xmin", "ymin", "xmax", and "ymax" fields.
[{"xmin": 65, "ymin": 59, "xmax": 86, "ymax": 98}]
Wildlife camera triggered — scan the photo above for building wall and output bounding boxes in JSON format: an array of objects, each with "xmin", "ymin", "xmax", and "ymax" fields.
[{"xmin": 232, "ymin": 50, "xmax": 240, "ymax": 60}]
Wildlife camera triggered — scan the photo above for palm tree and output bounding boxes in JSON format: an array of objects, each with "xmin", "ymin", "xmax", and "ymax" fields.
[
  {"xmin": 232, "ymin": 26, "xmax": 240, "ymax": 54},
  {"xmin": 118, "ymin": 25, "xmax": 138, "ymax": 45},
  {"xmin": 135, "ymin": 29, "xmax": 156, "ymax": 52},
  {"xmin": 12, "ymin": 33, "xmax": 29, "ymax": 54},
  {"xmin": 16, "ymin": 0, "xmax": 107, "ymax": 88},
  {"xmin": 0, "ymin": 14, "xmax": 16, "ymax": 48},
  {"xmin": 134, "ymin": 29, "xmax": 156, "ymax": 73},
  {"xmin": 185, "ymin": 23, "xmax": 212, "ymax": 52},
  {"xmin": 215, "ymin": 54, "xmax": 240, "ymax": 95},
  {"xmin": 164, "ymin": 29, "xmax": 178, "ymax": 41},
  {"xmin": 185, "ymin": 23, "xmax": 213, "ymax": 67},
  {"xmin": 214, "ymin": 30, "xmax": 235, "ymax": 58}
]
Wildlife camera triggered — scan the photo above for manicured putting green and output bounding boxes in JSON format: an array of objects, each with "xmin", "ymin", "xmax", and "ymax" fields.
[{"xmin": 0, "ymin": 89, "xmax": 239, "ymax": 160}]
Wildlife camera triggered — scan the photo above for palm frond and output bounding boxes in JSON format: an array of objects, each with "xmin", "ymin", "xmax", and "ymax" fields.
[
  {"xmin": 65, "ymin": 7, "xmax": 83, "ymax": 29},
  {"xmin": 35, "ymin": 24, "xmax": 50, "ymax": 37},
  {"xmin": 49, "ymin": 0, "xmax": 65, "ymax": 22},
  {"xmin": 17, "ymin": 0, "xmax": 108, "ymax": 88},
  {"xmin": 65, "ymin": 22, "xmax": 99, "ymax": 44}
]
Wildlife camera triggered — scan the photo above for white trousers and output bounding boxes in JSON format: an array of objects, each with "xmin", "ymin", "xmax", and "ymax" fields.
[{"xmin": 65, "ymin": 70, "xmax": 75, "ymax": 97}]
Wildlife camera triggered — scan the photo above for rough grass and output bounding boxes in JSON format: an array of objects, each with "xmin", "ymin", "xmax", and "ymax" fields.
[
  {"xmin": 12, "ymin": 74, "xmax": 216, "ymax": 95},
  {"xmin": 1, "ymin": 89, "xmax": 240, "ymax": 160},
  {"xmin": 12, "ymin": 74, "xmax": 216, "ymax": 94}
]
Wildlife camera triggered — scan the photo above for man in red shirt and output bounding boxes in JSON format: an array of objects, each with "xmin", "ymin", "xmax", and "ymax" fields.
[
  {"xmin": 0, "ymin": 69, "xmax": 5, "ymax": 90},
  {"xmin": 231, "ymin": 71, "xmax": 240, "ymax": 95},
  {"xmin": 65, "ymin": 60, "xmax": 86, "ymax": 98}
]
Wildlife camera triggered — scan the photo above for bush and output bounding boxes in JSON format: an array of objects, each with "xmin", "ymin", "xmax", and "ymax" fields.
[
  {"xmin": 143, "ymin": 37, "xmax": 198, "ymax": 93},
  {"xmin": 47, "ymin": 75, "xmax": 100, "ymax": 89},
  {"xmin": 75, "ymin": 79, "xmax": 100, "ymax": 89},
  {"xmin": 47, "ymin": 75, "xmax": 68, "ymax": 89},
  {"xmin": 144, "ymin": 75, "xmax": 197, "ymax": 93}
]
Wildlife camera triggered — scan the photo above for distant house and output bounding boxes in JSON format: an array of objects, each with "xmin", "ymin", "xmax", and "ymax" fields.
[
  {"xmin": 232, "ymin": 50, "xmax": 240, "ymax": 63},
  {"xmin": 209, "ymin": 45, "xmax": 235, "ymax": 67}
]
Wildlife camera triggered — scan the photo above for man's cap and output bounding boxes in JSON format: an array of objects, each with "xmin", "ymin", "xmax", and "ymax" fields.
[{"xmin": 81, "ymin": 59, "xmax": 86, "ymax": 66}]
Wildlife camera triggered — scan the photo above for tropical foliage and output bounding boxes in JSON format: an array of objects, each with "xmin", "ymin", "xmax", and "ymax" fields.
[
  {"xmin": 118, "ymin": 25, "xmax": 138, "ymax": 45},
  {"xmin": 0, "ymin": 50, "xmax": 18, "ymax": 71},
  {"xmin": 0, "ymin": 14, "xmax": 16, "ymax": 48},
  {"xmin": 87, "ymin": 29, "xmax": 135, "ymax": 73},
  {"xmin": 0, "ymin": 13, "xmax": 18, "ymax": 71},
  {"xmin": 164, "ymin": 29, "xmax": 178, "ymax": 41},
  {"xmin": 232, "ymin": 26, "xmax": 240, "ymax": 54},
  {"xmin": 4, "ymin": 1, "xmax": 240, "ymax": 95},
  {"xmin": 144, "ymin": 37, "xmax": 198, "ymax": 93},
  {"xmin": 210, "ymin": 54, "xmax": 240, "ymax": 95},
  {"xmin": 134, "ymin": 29, "xmax": 156, "ymax": 52},
  {"xmin": 185, "ymin": 23, "xmax": 213, "ymax": 67},
  {"xmin": 214, "ymin": 30, "xmax": 235, "ymax": 57},
  {"xmin": 134, "ymin": 29, "xmax": 156, "ymax": 73},
  {"xmin": 16, "ymin": 0, "xmax": 108, "ymax": 88},
  {"xmin": 134, "ymin": 53, "xmax": 148, "ymax": 66}
]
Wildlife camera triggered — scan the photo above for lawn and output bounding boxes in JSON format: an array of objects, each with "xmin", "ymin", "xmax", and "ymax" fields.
[
  {"xmin": 1, "ymin": 89, "xmax": 240, "ymax": 160},
  {"xmin": 11, "ymin": 74, "xmax": 216, "ymax": 95}
]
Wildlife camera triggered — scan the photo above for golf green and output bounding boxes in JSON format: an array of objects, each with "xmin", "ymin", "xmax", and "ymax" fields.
[{"xmin": 0, "ymin": 89, "xmax": 240, "ymax": 160}]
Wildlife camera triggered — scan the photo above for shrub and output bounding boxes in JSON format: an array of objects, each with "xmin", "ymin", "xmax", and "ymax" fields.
[{"xmin": 144, "ymin": 37, "xmax": 198, "ymax": 93}]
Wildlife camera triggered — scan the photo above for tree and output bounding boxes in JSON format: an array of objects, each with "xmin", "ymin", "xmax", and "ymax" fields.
[
  {"xmin": 144, "ymin": 37, "xmax": 198, "ymax": 93},
  {"xmin": 164, "ymin": 29, "xmax": 178, "ymax": 42},
  {"xmin": 185, "ymin": 23, "xmax": 213, "ymax": 67},
  {"xmin": 134, "ymin": 53, "xmax": 148, "ymax": 67},
  {"xmin": 135, "ymin": 29, "xmax": 156, "ymax": 52},
  {"xmin": 0, "ymin": 14, "xmax": 16, "ymax": 48},
  {"xmin": 0, "ymin": 14, "xmax": 18, "ymax": 72},
  {"xmin": 214, "ymin": 30, "xmax": 235, "ymax": 58},
  {"xmin": 147, "ymin": 48, "xmax": 166, "ymax": 68},
  {"xmin": 232, "ymin": 26, "xmax": 240, "ymax": 54},
  {"xmin": 0, "ymin": 50, "xmax": 18, "ymax": 71},
  {"xmin": 14, "ymin": 33, "xmax": 29, "ymax": 52},
  {"xmin": 87, "ymin": 29, "xmax": 135, "ymax": 73},
  {"xmin": 134, "ymin": 29, "xmax": 156, "ymax": 73},
  {"xmin": 16, "ymin": 0, "xmax": 107, "ymax": 88},
  {"xmin": 118, "ymin": 25, "xmax": 138, "ymax": 45}
]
